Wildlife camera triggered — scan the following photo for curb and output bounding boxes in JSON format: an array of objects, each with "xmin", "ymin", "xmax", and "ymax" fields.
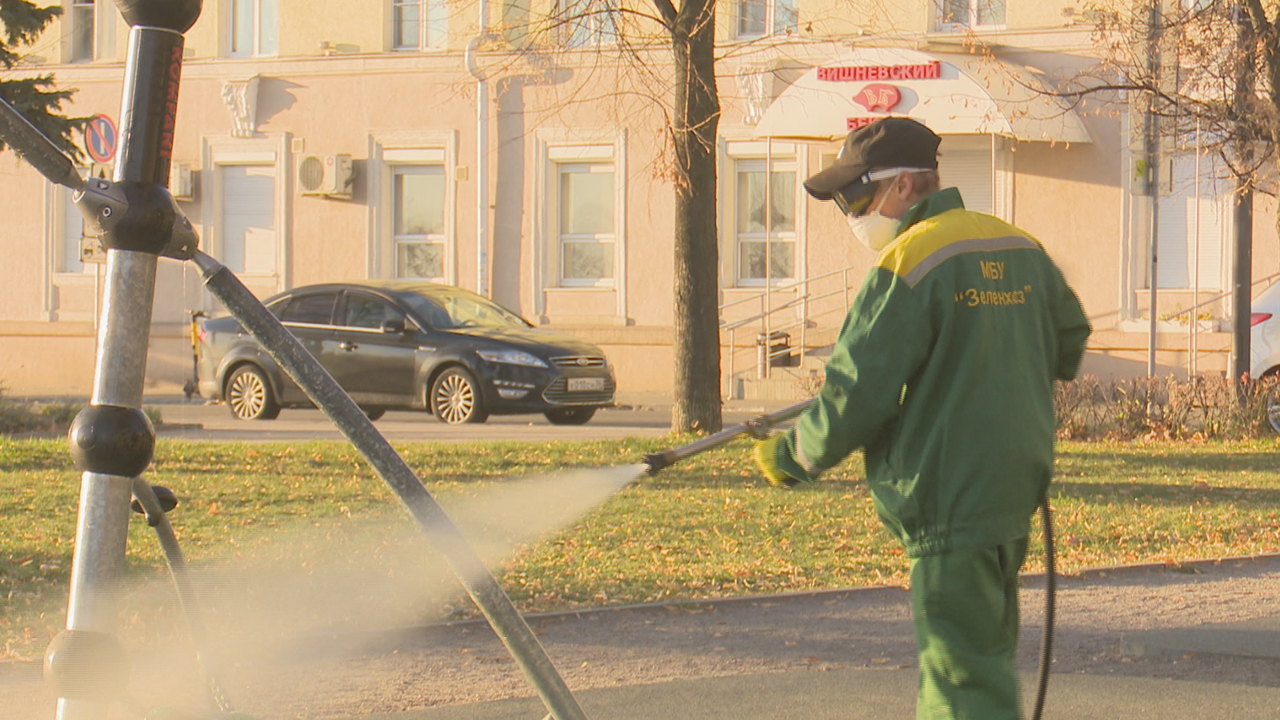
[
  {"xmin": 4, "ymin": 423, "xmax": 204, "ymax": 440},
  {"xmin": 1060, "ymin": 551, "xmax": 1280, "ymax": 579}
]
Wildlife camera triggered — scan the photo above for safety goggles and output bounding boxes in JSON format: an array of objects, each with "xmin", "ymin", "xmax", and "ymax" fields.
[{"xmin": 831, "ymin": 167, "xmax": 929, "ymax": 217}]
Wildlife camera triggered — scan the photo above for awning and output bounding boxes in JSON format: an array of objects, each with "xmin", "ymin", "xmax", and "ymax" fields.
[{"xmin": 753, "ymin": 47, "xmax": 1092, "ymax": 144}]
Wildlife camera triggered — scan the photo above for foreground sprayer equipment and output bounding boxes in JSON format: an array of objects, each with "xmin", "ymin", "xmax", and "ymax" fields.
[
  {"xmin": 639, "ymin": 398, "xmax": 1056, "ymax": 720},
  {"xmin": 642, "ymin": 399, "xmax": 816, "ymax": 475},
  {"xmin": 0, "ymin": 3, "xmax": 589, "ymax": 718}
]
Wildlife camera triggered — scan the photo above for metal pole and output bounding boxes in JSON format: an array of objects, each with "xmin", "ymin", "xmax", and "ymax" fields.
[
  {"xmin": 477, "ymin": 73, "xmax": 490, "ymax": 296},
  {"xmin": 763, "ymin": 139, "xmax": 773, "ymax": 380},
  {"xmin": 1191, "ymin": 122, "xmax": 1201, "ymax": 376},
  {"xmin": 47, "ymin": 3, "xmax": 201, "ymax": 718},
  {"xmin": 1231, "ymin": 8, "xmax": 1255, "ymax": 383},
  {"xmin": 1233, "ymin": 185, "xmax": 1253, "ymax": 381},
  {"xmin": 1145, "ymin": 0, "xmax": 1162, "ymax": 378},
  {"xmin": 469, "ymin": 0, "xmax": 491, "ymax": 298}
]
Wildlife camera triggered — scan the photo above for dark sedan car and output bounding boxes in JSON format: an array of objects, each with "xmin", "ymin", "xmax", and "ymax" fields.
[{"xmin": 196, "ymin": 281, "xmax": 615, "ymax": 424}]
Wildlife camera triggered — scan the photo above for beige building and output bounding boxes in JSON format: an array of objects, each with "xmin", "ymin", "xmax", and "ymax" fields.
[{"xmin": 1, "ymin": 0, "xmax": 1274, "ymax": 399}]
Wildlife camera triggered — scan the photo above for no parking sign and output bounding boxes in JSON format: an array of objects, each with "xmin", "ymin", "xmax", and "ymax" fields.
[{"xmin": 84, "ymin": 114, "xmax": 117, "ymax": 164}]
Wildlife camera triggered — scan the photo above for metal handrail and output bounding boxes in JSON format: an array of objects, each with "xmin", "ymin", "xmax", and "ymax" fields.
[
  {"xmin": 718, "ymin": 264, "xmax": 854, "ymax": 310},
  {"xmin": 719, "ymin": 264, "xmax": 861, "ymax": 398},
  {"xmin": 718, "ymin": 283, "xmax": 801, "ymax": 311},
  {"xmin": 721, "ymin": 295, "xmax": 810, "ymax": 332},
  {"xmin": 1163, "ymin": 272, "xmax": 1280, "ymax": 319}
]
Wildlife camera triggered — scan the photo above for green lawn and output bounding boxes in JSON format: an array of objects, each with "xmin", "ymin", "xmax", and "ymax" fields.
[{"xmin": 1, "ymin": 437, "xmax": 1278, "ymax": 659}]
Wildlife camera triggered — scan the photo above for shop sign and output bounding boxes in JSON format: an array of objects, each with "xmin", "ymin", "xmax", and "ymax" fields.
[
  {"xmin": 848, "ymin": 117, "xmax": 893, "ymax": 130},
  {"xmin": 817, "ymin": 61, "xmax": 940, "ymax": 82}
]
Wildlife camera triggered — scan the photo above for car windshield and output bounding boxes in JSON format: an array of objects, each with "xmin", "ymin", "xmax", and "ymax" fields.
[{"xmin": 402, "ymin": 289, "xmax": 529, "ymax": 329}]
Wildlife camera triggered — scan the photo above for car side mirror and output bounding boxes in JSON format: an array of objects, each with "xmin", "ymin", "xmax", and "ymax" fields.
[{"xmin": 380, "ymin": 318, "xmax": 406, "ymax": 334}]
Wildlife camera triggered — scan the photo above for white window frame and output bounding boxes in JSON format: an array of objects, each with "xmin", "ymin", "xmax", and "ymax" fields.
[
  {"xmin": 368, "ymin": 132, "xmax": 458, "ymax": 285},
  {"xmin": 390, "ymin": 165, "xmax": 449, "ymax": 281},
  {"xmin": 390, "ymin": 0, "xmax": 449, "ymax": 51},
  {"xmin": 556, "ymin": 0, "xmax": 618, "ymax": 48},
  {"xmin": 67, "ymin": 0, "xmax": 116, "ymax": 63},
  {"xmin": 52, "ymin": 183, "xmax": 92, "ymax": 275},
  {"xmin": 1118, "ymin": 111, "xmax": 1233, "ymax": 326},
  {"xmin": 935, "ymin": 134, "xmax": 1013, "ymax": 220},
  {"xmin": 42, "ymin": 178, "xmax": 101, "ymax": 323},
  {"xmin": 1152, "ymin": 152, "xmax": 1231, "ymax": 292},
  {"xmin": 216, "ymin": 164, "xmax": 279, "ymax": 276},
  {"xmin": 735, "ymin": 0, "xmax": 798, "ymax": 40},
  {"xmin": 719, "ymin": 141, "xmax": 804, "ymax": 289},
  {"xmin": 532, "ymin": 130, "xmax": 628, "ymax": 321},
  {"xmin": 935, "ymin": 0, "xmax": 1006, "ymax": 31},
  {"xmin": 555, "ymin": 161, "xmax": 617, "ymax": 287},
  {"xmin": 228, "ymin": 0, "xmax": 279, "ymax": 58},
  {"xmin": 201, "ymin": 135, "xmax": 292, "ymax": 302},
  {"xmin": 731, "ymin": 157, "xmax": 798, "ymax": 287}
]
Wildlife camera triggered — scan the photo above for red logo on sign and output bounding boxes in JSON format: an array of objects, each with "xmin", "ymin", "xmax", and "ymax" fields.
[{"xmin": 852, "ymin": 84, "xmax": 901, "ymax": 113}]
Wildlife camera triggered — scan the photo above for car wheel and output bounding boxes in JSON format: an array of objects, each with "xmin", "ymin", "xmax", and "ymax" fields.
[
  {"xmin": 431, "ymin": 368, "xmax": 488, "ymax": 424},
  {"xmin": 364, "ymin": 407, "xmax": 387, "ymax": 421},
  {"xmin": 226, "ymin": 365, "xmax": 281, "ymax": 421},
  {"xmin": 1262, "ymin": 375, "xmax": 1280, "ymax": 434},
  {"xmin": 544, "ymin": 407, "xmax": 596, "ymax": 425}
]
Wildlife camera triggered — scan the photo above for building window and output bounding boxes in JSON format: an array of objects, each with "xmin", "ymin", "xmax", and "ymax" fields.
[
  {"xmin": 556, "ymin": 162, "xmax": 615, "ymax": 286},
  {"xmin": 1149, "ymin": 153, "xmax": 1228, "ymax": 291},
  {"xmin": 733, "ymin": 157, "xmax": 796, "ymax": 285},
  {"xmin": 230, "ymin": 0, "xmax": 278, "ymax": 57},
  {"xmin": 937, "ymin": 145, "xmax": 993, "ymax": 215},
  {"xmin": 392, "ymin": 165, "xmax": 447, "ymax": 280},
  {"xmin": 737, "ymin": 0, "xmax": 797, "ymax": 39},
  {"xmin": 392, "ymin": 0, "xmax": 448, "ymax": 50},
  {"xmin": 219, "ymin": 164, "xmax": 278, "ymax": 274},
  {"xmin": 501, "ymin": 0, "xmax": 530, "ymax": 47},
  {"xmin": 57, "ymin": 186, "xmax": 91, "ymax": 273},
  {"xmin": 69, "ymin": 0, "xmax": 116, "ymax": 62},
  {"xmin": 557, "ymin": 0, "xmax": 617, "ymax": 47},
  {"xmin": 938, "ymin": 0, "xmax": 1005, "ymax": 29}
]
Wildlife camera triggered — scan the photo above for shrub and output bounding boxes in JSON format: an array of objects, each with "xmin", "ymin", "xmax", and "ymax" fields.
[
  {"xmin": 0, "ymin": 388, "xmax": 163, "ymax": 435},
  {"xmin": 1055, "ymin": 374, "xmax": 1280, "ymax": 440},
  {"xmin": 800, "ymin": 372, "xmax": 1280, "ymax": 441}
]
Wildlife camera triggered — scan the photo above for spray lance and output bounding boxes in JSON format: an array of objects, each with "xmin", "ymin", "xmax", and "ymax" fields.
[
  {"xmin": 641, "ymin": 399, "xmax": 816, "ymax": 475},
  {"xmin": 638, "ymin": 397, "xmax": 1056, "ymax": 720}
]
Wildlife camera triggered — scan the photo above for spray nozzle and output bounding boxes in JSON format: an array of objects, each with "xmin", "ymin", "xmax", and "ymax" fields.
[{"xmin": 642, "ymin": 451, "xmax": 675, "ymax": 475}]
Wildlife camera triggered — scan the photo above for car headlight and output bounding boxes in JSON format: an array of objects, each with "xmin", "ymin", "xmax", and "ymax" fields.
[{"xmin": 477, "ymin": 349, "xmax": 549, "ymax": 368}]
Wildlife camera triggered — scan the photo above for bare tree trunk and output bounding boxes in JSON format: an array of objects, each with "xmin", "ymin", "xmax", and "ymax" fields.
[{"xmin": 666, "ymin": 0, "xmax": 722, "ymax": 433}]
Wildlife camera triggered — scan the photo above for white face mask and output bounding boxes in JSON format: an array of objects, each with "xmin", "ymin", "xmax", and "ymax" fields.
[{"xmin": 845, "ymin": 189, "xmax": 901, "ymax": 252}]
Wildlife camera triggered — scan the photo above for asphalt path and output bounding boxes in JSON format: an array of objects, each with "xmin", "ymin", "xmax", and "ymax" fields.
[{"xmin": 153, "ymin": 398, "xmax": 791, "ymax": 443}]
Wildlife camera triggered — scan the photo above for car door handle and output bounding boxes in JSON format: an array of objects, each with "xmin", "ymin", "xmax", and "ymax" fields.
[{"xmin": 339, "ymin": 341, "xmax": 358, "ymax": 351}]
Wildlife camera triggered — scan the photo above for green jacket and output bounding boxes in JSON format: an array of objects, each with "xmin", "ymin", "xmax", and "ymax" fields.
[{"xmin": 775, "ymin": 188, "xmax": 1091, "ymax": 557}]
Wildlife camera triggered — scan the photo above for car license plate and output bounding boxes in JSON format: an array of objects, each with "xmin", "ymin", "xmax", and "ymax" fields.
[{"xmin": 568, "ymin": 377, "xmax": 605, "ymax": 392}]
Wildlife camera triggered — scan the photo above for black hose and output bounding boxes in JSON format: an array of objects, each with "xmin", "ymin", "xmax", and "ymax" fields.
[
  {"xmin": 1031, "ymin": 500, "xmax": 1055, "ymax": 720},
  {"xmin": 132, "ymin": 479, "xmax": 235, "ymax": 713}
]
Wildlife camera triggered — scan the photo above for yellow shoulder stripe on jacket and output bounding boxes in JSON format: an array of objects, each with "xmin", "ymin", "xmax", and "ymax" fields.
[{"xmin": 877, "ymin": 210, "xmax": 1042, "ymax": 287}]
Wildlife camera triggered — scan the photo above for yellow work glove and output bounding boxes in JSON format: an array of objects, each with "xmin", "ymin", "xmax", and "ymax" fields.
[{"xmin": 753, "ymin": 433, "xmax": 800, "ymax": 488}]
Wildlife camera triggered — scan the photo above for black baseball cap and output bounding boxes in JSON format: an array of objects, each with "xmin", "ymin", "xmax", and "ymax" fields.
[{"xmin": 803, "ymin": 118, "xmax": 941, "ymax": 201}]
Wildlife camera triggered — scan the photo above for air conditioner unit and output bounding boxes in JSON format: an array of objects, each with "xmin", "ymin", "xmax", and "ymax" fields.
[
  {"xmin": 297, "ymin": 153, "xmax": 354, "ymax": 197},
  {"xmin": 170, "ymin": 162, "xmax": 195, "ymax": 200}
]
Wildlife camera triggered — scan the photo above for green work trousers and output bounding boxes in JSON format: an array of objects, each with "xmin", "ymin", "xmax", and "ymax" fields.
[{"xmin": 909, "ymin": 537, "xmax": 1029, "ymax": 720}]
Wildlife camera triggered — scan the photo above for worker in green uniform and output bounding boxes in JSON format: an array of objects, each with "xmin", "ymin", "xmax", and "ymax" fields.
[{"xmin": 753, "ymin": 117, "xmax": 1091, "ymax": 720}]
